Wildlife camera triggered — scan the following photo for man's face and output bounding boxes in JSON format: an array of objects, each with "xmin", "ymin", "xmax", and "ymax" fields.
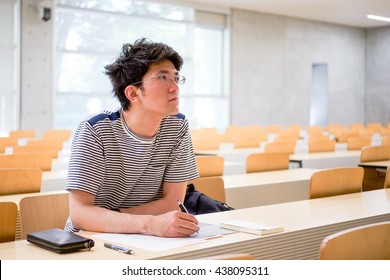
[{"xmin": 136, "ymin": 60, "xmax": 181, "ymax": 117}]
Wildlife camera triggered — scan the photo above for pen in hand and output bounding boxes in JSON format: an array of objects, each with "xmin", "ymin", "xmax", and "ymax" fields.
[
  {"xmin": 177, "ymin": 199, "xmax": 189, "ymax": 213},
  {"xmin": 177, "ymin": 199, "xmax": 199, "ymax": 235},
  {"xmin": 104, "ymin": 242, "xmax": 134, "ymax": 254}
]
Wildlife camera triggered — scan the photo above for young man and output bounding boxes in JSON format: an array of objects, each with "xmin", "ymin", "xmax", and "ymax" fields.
[{"xmin": 65, "ymin": 38, "xmax": 199, "ymax": 237}]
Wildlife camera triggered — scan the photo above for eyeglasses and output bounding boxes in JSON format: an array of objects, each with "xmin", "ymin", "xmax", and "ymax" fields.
[{"xmin": 132, "ymin": 74, "xmax": 186, "ymax": 85}]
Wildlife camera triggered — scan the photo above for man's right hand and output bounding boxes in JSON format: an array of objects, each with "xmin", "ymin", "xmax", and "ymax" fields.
[{"xmin": 146, "ymin": 210, "xmax": 199, "ymax": 237}]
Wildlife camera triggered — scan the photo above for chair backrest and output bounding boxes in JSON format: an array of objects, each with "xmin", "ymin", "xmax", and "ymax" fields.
[
  {"xmin": 346, "ymin": 136, "xmax": 372, "ymax": 150},
  {"xmin": 190, "ymin": 177, "xmax": 226, "ymax": 203},
  {"xmin": 9, "ymin": 130, "xmax": 36, "ymax": 139},
  {"xmin": 0, "ymin": 153, "xmax": 53, "ymax": 171},
  {"xmin": 264, "ymin": 141, "xmax": 296, "ymax": 154},
  {"xmin": 0, "ymin": 168, "xmax": 42, "ymax": 195},
  {"xmin": 246, "ymin": 153, "xmax": 290, "ymax": 173},
  {"xmin": 0, "ymin": 202, "xmax": 18, "ymax": 242},
  {"xmin": 308, "ymin": 139, "xmax": 336, "ymax": 153},
  {"xmin": 309, "ymin": 167, "xmax": 364, "ymax": 199},
  {"xmin": 195, "ymin": 156, "xmax": 224, "ymax": 177},
  {"xmin": 385, "ymin": 166, "xmax": 390, "ymax": 188},
  {"xmin": 26, "ymin": 139, "xmax": 64, "ymax": 148},
  {"xmin": 319, "ymin": 221, "xmax": 390, "ymax": 260},
  {"xmin": 192, "ymin": 137, "xmax": 220, "ymax": 151},
  {"xmin": 42, "ymin": 129, "xmax": 72, "ymax": 140},
  {"xmin": 19, "ymin": 192, "xmax": 70, "ymax": 239},
  {"xmin": 0, "ymin": 137, "xmax": 18, "ymax": 153},
  {"xmin": 366, "ymin": 122, "xmax": 382, "ymax": 132},
  {"xmin": 360, "ymin": 145, "xmax": 390, "ymax": 162},
  {"xmin": 382, "ymin": 136, "xmax": 390, "ymax": 146},
  {"xmin": 12, "ymin": 145, "xmax": 61, "ymax": 158},
  {"xmin": 233, "ymin": 137, "xmax": 261, "ymax": 148}
]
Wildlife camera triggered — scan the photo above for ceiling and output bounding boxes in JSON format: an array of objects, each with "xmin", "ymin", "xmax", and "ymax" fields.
[{"xmin": 179, "ymin": 0, "xmax": 390, "ymax": 28}]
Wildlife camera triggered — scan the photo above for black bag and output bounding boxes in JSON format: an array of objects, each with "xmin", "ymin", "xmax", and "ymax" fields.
[
  {"xmin": 184, "ymin": 183, "xmax": 235, "ymax": 215},
  {"xmin": 27, "ymin": 228, "xmax": 94, "ymax": 254}
]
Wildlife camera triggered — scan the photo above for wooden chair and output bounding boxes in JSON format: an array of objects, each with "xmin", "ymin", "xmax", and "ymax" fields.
[
  {"xmin": 12, "ymin": 144, "xmax": 61, "ymax": 158},
  {"xmin": 0, "ymin": 168, "xmax": 42, "ymax": 195},
  {"xmin": 0, "ymin": 202, "xmax": 18, "ymax": 243},
  {"xmin": 263, "ymin": 124, "xmax": 283, "ymax": 134},
  {"xmin": 190, "ymin": 177, "xmax": 226, "ymax": 203},
  {"xmin": 308, "ymin": 167, "xmax": 363, "ymax": 199},
  {"xmin": 327, "ymin": 123, "xmax": 344, "ymax": 135},
  {"xmin": 382, "ymin": 136, "xmax": 390, "ymax": 146},
  {"xmin": 195, "ymin": 156, "xmax": 224, "ymax": 177},
  {"xmin": 380, "ymin": 128, "xmax": 390, "ymax": 136},
  {"xmin": 26, "ymin": 139, "xmax": 64, "ymax": 147},
  {"xmin": 192, "ymin": 136, "xmax": 220, "ymax": 151},
  {"xmin": 384, "ymin": 166, "xmax": 390, "ymax": 188},
  {"xmin": 366, "ymin": 122, "xmax": 382, "ymax": 133},
  {"xmin": 334, "ymin": 131, "xmax": 359, "ymax": 143},
  {"xmin": 308, "ymin": 139, "xmax": 336, "ymax": 153},
  {"xmin": 264, "ymin": 141, "xmax": 295, "ymax": 154},
  {"xmin": 246, "ymin": 153, "xmax": 290, "ymax": 173},
  {"xmin": 9, "ymin": 130, "xmax": 36, "ymax": 139},
  {"xmin": 319, "ymin": 221, "xmax": 390, "ymax": 260},
  {"xmin": 0, "ymin": 137, "xmax": 18, "ymax": 153},
  {"xmin": 349, "ymin": 123, "xmax": 365, "ymax": 132},
  {"xmin": 307, "ymin": 126, "xmax": 324, "ymax": 138},
  {"xmin": 346, "ymin": 136, "xmax": 371, "ymax": 150},
  {"xmin": 0, "ymin": 153, "xmax": 53, "ymax": 171},
  {"xmin": 19, "ymin": 192, "xmax": 70, "ymax": 239},
  {"xmin": 42, "ymin": 129, "xmax": 72, "ymax": 140},
  {"xmin": 233, "ymin": 137, "xmax": 261, "ymax": 148},
  {"xmin": 360, "ymin": 145, "xmax": 390, "ymax": 191}
]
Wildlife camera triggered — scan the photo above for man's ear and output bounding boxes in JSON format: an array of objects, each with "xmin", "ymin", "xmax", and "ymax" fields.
[{"xmin": 124, "ymin": 85, "xmax": 140, "ymax": 102}]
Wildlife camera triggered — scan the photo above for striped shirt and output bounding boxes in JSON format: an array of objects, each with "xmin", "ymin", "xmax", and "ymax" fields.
[{"xmin": 65, "ymin": 110, "xmax": 198, "ymax": 232}]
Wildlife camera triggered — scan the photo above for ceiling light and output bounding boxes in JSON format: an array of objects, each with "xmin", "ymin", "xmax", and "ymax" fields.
[{"xmin": 367, "ymin": 14, "xmax": 390, "ymax": 23}]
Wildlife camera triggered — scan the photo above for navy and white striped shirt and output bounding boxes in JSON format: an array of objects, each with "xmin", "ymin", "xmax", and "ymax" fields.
[{"xmin": 65, "ymin": 110, "xmax": 198, "ymax": 232}]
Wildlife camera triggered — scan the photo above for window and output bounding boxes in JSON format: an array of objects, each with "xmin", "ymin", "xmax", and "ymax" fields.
[{"xmin": 55, "ymin": 0, "xmax": 229, "ymax": 131}]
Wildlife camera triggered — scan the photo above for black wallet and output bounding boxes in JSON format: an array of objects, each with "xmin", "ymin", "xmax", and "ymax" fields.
[{"xmin": 27, "ymin": 228, "xmax": 94, "ymax": 254}]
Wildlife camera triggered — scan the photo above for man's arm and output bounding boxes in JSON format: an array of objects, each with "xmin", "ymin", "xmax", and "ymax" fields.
[
  {"xmin": 120, "ymin": 181, "xmax": 187, "ymax": 215},
  {"xmin": 68, "ymin": 188, "xmax": 199, "ymax": 237}
]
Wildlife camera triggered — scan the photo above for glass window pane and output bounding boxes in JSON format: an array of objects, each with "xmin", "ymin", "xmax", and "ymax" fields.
[
  {"xmin": 193, "ymin": 27, "xmax": 223, "ymax": 96},
  {"xmin": 57, "ymin": 0, "xmax": 193, "ymax": 21},
  {"xmin": 54, "ymin": 1, "xmax": 229, "ymax": 131}
]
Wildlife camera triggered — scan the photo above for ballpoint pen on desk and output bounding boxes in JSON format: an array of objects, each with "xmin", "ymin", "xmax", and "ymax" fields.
[
  {"xmin": 177, "ymin": 199, "xmax": 189, "ymax": 213},
  {"xmin": 104, "ymin": 243, "xmax": 135, "ymax": 255}
]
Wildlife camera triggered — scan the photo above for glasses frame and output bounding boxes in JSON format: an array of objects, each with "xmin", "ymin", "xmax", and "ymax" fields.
[{"xmin": 132, "ymin": 74, "xmax": 186, "ymax": 86}]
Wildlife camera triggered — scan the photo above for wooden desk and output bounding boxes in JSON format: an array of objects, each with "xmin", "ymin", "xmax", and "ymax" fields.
[
  {"xmin": 1, "ymin": 189, "xmax": 389, "ymax": 260},
  {"xmin": 0, "ymin": 190, "xmax": 67, "ymax": 207},
  {"xmin": 289, "ymin": 150, "xmax": 361, "ymax": 169},
  {"xmin": 223, "ymin": 168, "xmax": 318, "ymax": 209},
  {"xmin": 358, "ymin": 160, "xmax": 389, "ymax": 171}
]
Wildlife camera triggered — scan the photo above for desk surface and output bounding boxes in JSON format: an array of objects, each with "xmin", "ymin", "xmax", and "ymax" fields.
[
  {"xmin": 289, "ymin": 150, "xmax": 361, "ymax": 168},
  {"xmin": 358, "ymin": 160, "xmax": 389, "ymax": 169},
  {"xmin": 223, "ymin": 168, "xmax": 318, "ymax": 209},
  {"xmin": 0, "ymin": 190, "xmax": 67, "ymax": 208},
  {"xmin": 1, "ymin": 189, "xmax": 389, "ymax": 260}
]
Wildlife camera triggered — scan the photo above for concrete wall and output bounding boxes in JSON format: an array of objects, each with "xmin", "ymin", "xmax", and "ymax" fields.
[
  {"xmin": 0, "ymin": 0, "xmax": 19, "ymax": 133},
  {"xmin": 366, "ymin": 27, "xmax": 390, "ymax": 124},
  {"xmin": 20, "ymin": 0, "xmax": 54, "ymax": 135},
  {"xmin": 230, "ymin": 9, "xmax": 367, "ymax": 128}
]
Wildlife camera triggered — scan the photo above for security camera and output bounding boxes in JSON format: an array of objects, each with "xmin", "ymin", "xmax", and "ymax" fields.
[{"xmin": 37, "ymin": 0, "xmax": 52, "ymax": 22}]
